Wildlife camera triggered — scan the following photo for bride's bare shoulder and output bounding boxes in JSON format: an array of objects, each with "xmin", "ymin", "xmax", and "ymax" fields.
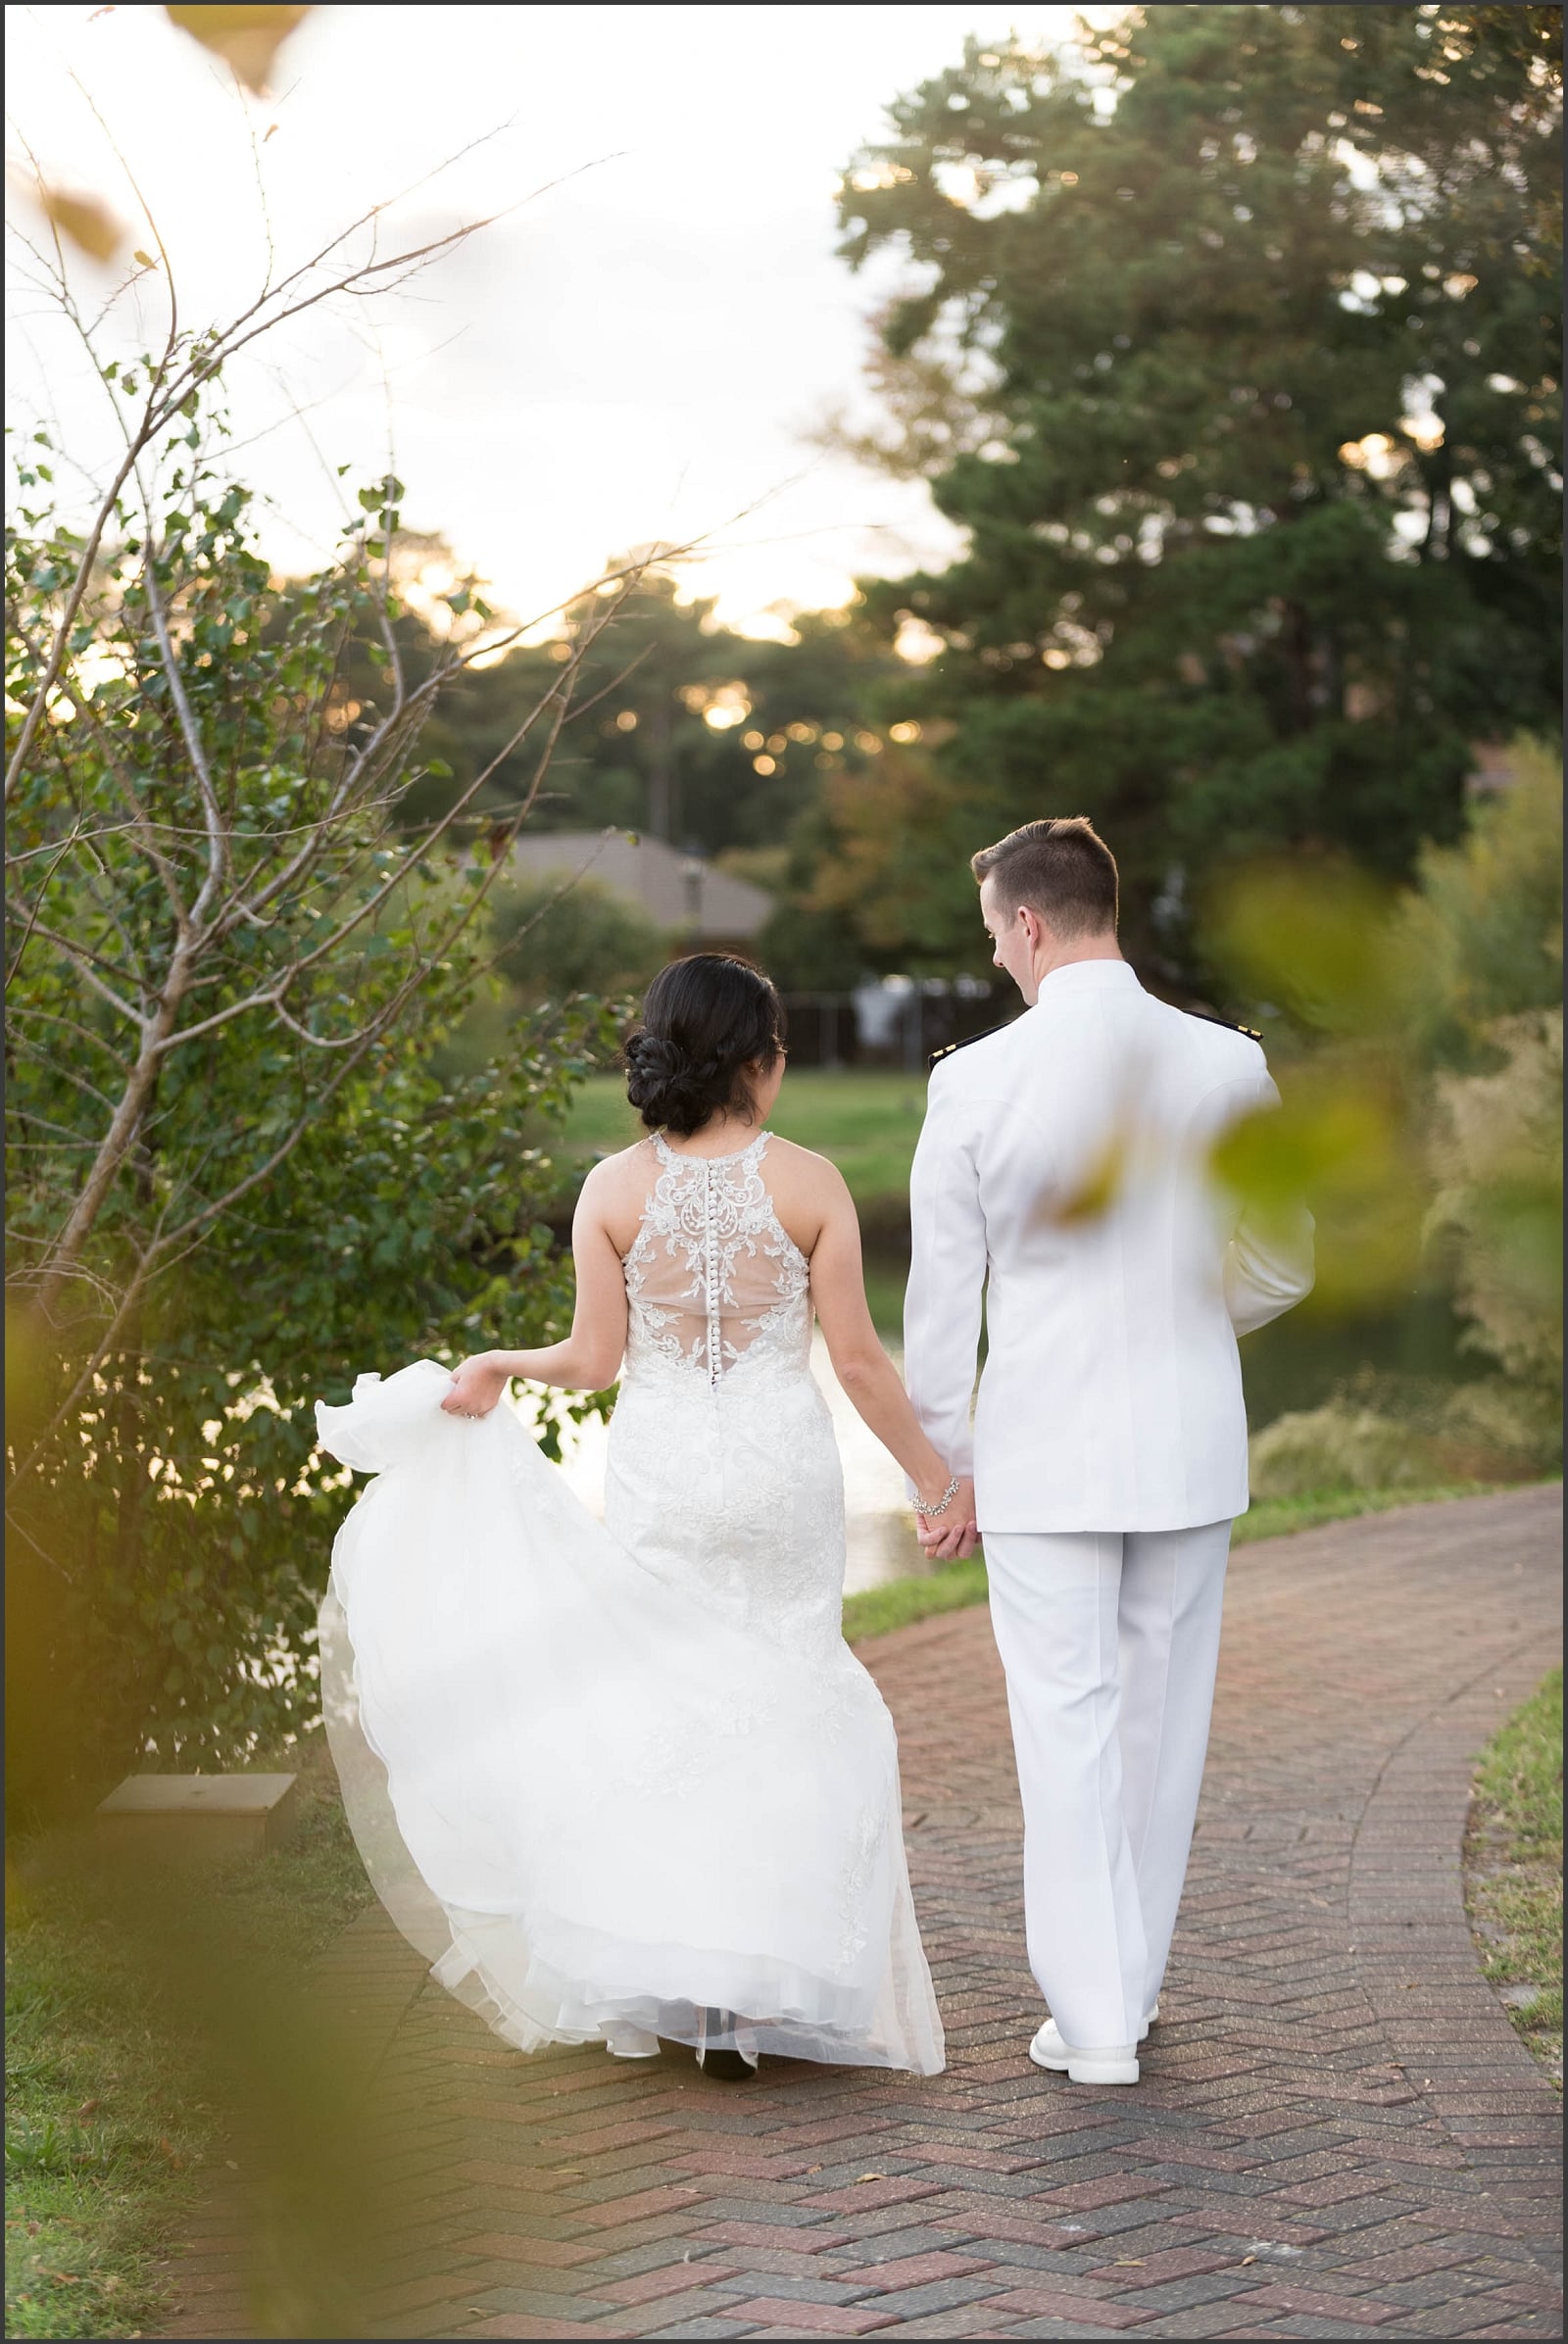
[
  {"xmin": 760, "ymin": 1137, "xmax": 854, "ymax": 1259},
  {"xmin": 762, "ymin": 1136, "xmax": 851, "ymax": 1199},
  {"xmin": 577, "ymin": 1139, "xmax": 658, "ymax": 1206}
]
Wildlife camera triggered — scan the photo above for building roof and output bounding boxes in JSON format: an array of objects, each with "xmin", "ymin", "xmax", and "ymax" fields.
[{"xmin": 509, "ymin": 829, "xmax": 772, "ymax": 942}]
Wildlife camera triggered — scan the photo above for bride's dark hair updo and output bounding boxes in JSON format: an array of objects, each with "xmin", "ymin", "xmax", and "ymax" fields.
[{"xmin": 623, "ymin": 954, "xmax": 786, "ymax": 1138}]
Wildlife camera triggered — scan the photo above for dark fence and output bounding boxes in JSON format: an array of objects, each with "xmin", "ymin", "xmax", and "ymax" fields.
[{"xmin": 779, "ymin": 982, "xmax": 1004, "ymax": 1071}]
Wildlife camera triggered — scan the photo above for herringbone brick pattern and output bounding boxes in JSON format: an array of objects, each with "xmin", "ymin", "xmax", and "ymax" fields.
[{"xmin": 162, "ymin": 1486, "xmax": 1563, "ymax": 2340}]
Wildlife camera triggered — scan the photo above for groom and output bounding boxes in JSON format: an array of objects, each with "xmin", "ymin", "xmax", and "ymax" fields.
[{"xmin": 905, "ymin": 817, "xmax": 1313, "ymax": 2085}]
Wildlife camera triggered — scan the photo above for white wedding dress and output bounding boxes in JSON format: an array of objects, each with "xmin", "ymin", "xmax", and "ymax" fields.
[{"xmin": 316, "ymin": 1131, "xmax": 944, "ymax": 2075}]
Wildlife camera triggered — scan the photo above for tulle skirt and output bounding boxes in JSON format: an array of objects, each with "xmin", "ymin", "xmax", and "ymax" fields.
[{"xmin": 315, "ymin": 1362, "xmax": 944, "ymax": 2075}]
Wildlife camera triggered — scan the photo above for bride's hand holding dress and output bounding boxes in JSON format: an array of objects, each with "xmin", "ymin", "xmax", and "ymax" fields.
[{"xmin": 441, "ymin": 1354, "xmax": 509, "ymax": 1418}]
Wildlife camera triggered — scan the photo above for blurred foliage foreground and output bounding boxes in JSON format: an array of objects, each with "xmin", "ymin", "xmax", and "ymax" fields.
[
  {"xmin": 1213, "ymin": 739, "xmax": 1561, "ymax": 1499},
  {"xmin": 5, "ymin": 1740, "xmax": 384, "ymax": 2341}
]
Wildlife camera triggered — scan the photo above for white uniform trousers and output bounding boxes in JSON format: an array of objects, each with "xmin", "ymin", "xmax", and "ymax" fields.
[{"xmin": 983, "ymin": 1521, "xmax": 1232, "ymax": 2052}]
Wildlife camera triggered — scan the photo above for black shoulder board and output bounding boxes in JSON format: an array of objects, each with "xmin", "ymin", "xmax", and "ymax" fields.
[
  {"xmin": 928, "ymin": 1023, "xmax": 1005, "ymax": 1074},
  {"xmin": 1189, "ymin": 1006, "xmax": 1263, "ymax": 1044}
]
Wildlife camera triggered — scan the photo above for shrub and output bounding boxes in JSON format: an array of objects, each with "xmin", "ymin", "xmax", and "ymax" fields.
[
  {"xmin": 1395, "ymin": 740, "xmax": 1565, "ymax": 1070},
  {"xmin": 1428, "ymin": 1007, "xmax": 1564, "ymax": 1401},
  {"xmin": 1250, "ymin": 1373, "xmax": 1559, "ymax": 1499},
  {"xmin": 491, "ymin": 875, "xmax": 671, "ymax": 1009},
  {"xmin": 1250, "ymin": 1399, "xmax": 1434, "ymax": 1499},
  {"xmin": 1244, "ymin": 743, "xmax": 1564, "ymax": 1482},
  {"xmin": 5, "ymin": 395, "xmax": 621, "ymax": 1820}
]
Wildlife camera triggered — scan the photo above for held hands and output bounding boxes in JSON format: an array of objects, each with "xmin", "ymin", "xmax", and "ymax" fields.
[
  {"xmin": 915, "ymin": 1474, "xmax": 979, "ymax": 1562},
  {"xmin": 441, "ymin": 1352, "xmax": 511, "ymax": 1419}
]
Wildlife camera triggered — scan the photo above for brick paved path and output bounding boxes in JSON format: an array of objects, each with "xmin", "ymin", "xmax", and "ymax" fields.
[{"xmin": 166, "ymin": 1487, "xmax": 1562, "ymax": 2341}]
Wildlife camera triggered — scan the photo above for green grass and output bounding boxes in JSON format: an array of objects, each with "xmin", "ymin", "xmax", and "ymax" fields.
[
  {"xmin": 1466, "ymin": 1667, "xmax": 1563, "ymax": 2087},
  {"xmin": 843, "ymin": 1557, "xmax": 991, "ymax": 1645},
  {"xmin": 560, "ymin": 1068, "xmax": 929, "ymax": 1214},
  {"xmin": 4, "ymin": 1737, "xmax": 372, "ymax": 2339},
  {"xmin": 4, "ymin": 1884, "xmax": 207, "ymax": 2340},
  {"xmin": 840, "ymin": 1481, "xmax": 1507, "ymax": 1645},
  {"xmin": 1228, "ymin": 1480, "xmax": 1514, "ymax": 1543}
]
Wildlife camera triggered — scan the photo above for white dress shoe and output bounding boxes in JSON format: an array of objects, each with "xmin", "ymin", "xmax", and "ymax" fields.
[
  {"xmin": 1029, "ymin": 2019, "xmax": 1140, "ymax": 2084},
  {"xmin": 605, "ymin": 2024, "xmax": 662, "ymax": 2059},
  {"xmin": 1034, "ymin": 2005, "xmax": 1156, "ymax": 2056}
]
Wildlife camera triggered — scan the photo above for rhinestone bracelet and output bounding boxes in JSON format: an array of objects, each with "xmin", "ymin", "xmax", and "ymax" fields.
[{"xmin": 912, "ymin": 1475, "xmax": 960, "ymax": 1520}]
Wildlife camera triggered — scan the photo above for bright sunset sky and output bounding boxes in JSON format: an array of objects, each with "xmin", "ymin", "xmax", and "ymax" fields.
[{"xmin": 5, "ymin": 3, "xmax": 1122, "ymax": 637}]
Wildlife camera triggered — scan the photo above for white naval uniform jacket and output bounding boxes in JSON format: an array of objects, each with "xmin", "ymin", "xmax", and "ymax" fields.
[{"xmin": 905, "ymin": 958, "xmax": 1314, "ymax": 1534}]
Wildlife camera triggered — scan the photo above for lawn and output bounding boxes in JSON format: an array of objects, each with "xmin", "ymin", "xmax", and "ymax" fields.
[
  {"xmin": 1466, "ymin": 1667, "xmax": 1563, "ymax": 2086},
  {"xmin": 558, "ymin": 1068, "xmax": 930, "ymax": 1214},
  {"xmin": 4, "ymin": 1870, "xmax": 210, "ymax": 2340}
]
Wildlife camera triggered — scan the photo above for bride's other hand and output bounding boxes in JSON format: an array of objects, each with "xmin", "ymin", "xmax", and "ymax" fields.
[
  {"xmin": 441, "ymin": 1353, "xmax": 511, "ymax": 1418},
  {"xmin": 917, "ymin": 1475, "xmax": 978, "ymax": 1561}
]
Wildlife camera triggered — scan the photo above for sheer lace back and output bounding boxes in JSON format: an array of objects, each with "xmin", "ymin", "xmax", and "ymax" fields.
[{"xmin": 623, "ymin": 1132, "xmax": 811, "ymax": 1387}]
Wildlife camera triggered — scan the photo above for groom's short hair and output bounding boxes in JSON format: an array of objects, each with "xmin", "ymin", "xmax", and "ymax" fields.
[{"xmin": 971, "ymin": 817, "xmax": 1119, "ymax": 938}]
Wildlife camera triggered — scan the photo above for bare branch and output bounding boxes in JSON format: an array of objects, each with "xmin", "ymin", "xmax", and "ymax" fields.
[
  {"xmin": 135, "ymin": 493, "xmax": 227, "ymax": 927},
  {"xmin": 2, "ymin": 115, "xmax": 182, "ymax": 806},
  {"xmin": 3, "ymin": 436, "xmax": 147, "ymax": 805},
  {"xmin": 5, "ymin": 827, "xmax": 84, "ymax": 988},
  {"xmin": 17, "ymin": 920, "xmax": 145, "ymax": 1029},
  {"xmin": 3, "ymin": 111, "xmax": 667, "ymax": 1484},
  {"xmin": 5, "ymin": 1029, "xmax": 122, "ymax": 1116},
  {"xmin": 6, "ymin": 1002, "xmax": 132, "ymax": 1069}
]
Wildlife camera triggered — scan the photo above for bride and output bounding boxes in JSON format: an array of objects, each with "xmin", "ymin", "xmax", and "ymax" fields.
[{"xmin": 315, "ymin": 952, "xmax": 963, "ymax": 2081}]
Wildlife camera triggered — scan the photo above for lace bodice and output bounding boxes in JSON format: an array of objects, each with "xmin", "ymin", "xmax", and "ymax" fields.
[{"xmin": 622, "ymin": 1131, "xmax": 811, "ymax": 1388}]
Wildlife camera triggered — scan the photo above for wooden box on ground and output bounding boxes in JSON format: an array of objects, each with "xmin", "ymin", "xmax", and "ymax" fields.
[{"xmin": 95, "ymin": 1773, "xmax": 299, "ymax": 1864}]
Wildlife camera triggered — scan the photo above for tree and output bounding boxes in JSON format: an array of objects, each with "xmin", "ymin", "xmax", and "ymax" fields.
[
  {"xmin": 4, "ymin": 124, "xmax": 642, "ymax": 1811},
  {"xmin": 390, "ymin": 569, "xmax": 778, "ymax": 852},
  {"xmin": 3, "ymin": 371, "xmax": 646, "ymax": 1812},
  {"xmin": 490, "ymin": 874, "xmax": 671, "ymax": 1009},
  {"xmin": 826, "ymin": 3, "xmax": 1562, "ymax": 973},
  {"xmin": 391, "ymin": 570, "xmax": 914, "ymax": 873},
  {"xmin": 5, "ymin": 401, "xmax": 626, "ymax": 1362}
]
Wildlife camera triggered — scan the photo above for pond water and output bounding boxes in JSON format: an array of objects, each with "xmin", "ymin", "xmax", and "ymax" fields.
[{"xmin": 513, "ymin": 1332, "xmax": 932, "ymax": 1597}]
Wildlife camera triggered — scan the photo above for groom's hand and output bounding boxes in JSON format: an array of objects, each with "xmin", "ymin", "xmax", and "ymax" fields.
[{"xmin": 917, "ymin": 1476, "xmax": 978, "ymax": 1561}]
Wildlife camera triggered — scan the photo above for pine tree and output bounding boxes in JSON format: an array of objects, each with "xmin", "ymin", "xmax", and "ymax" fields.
[{"xmin": 830, "ymin": 3, "xmax": 1562, "ymax": 971}]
